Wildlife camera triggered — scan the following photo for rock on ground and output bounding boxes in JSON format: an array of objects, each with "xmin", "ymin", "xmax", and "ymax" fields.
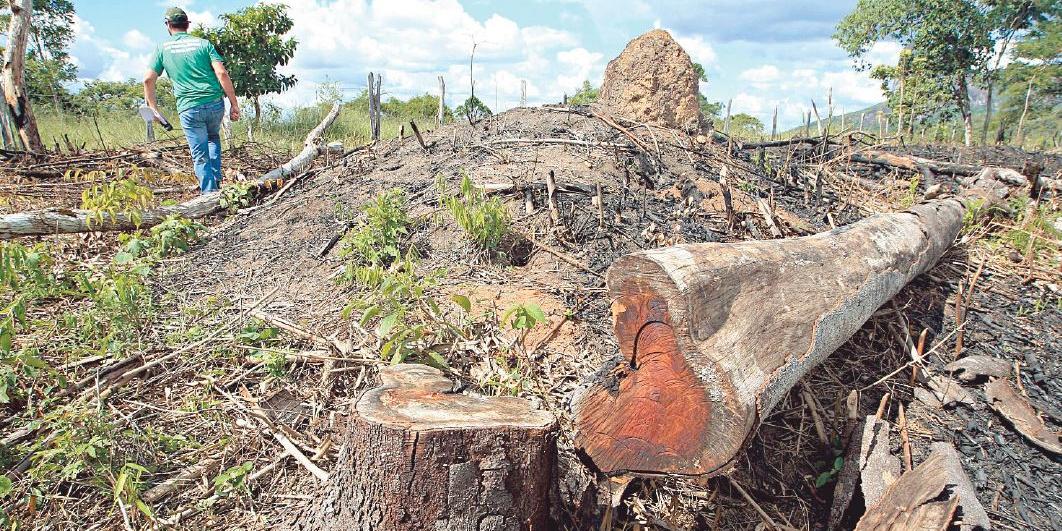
[{"xmin": 597, "ymin": 29, "xmax": 702, "ymax": 130}]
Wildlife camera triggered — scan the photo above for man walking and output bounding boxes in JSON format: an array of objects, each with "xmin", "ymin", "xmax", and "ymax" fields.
[{"xmin": 144, "ymin": 7, "xmax": 240, "ymax": 193}]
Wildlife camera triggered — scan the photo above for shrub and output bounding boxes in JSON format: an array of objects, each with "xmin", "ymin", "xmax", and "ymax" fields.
[{"xmin": 439, "ymin": 174, "xmax": 510, "ymax": 251}]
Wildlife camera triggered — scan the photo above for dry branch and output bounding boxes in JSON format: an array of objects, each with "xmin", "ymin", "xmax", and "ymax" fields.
[{"xmin": 0, "ymin": 103, "xmax": 341, "ymax": 239}]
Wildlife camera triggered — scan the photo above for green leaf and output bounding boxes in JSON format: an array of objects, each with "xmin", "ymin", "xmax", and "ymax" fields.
[
  {"xmin": 527, "ymin": 305, "xmax": 547, "ymax": 325},
  {"xmin": 425, "ymin": 350, "xmax": 450, "ymax": 369},
  {"xmin": 815, "ymin": 472, "xmax": 833, "ymax": 488},
  {"xmin": 358, "ymin": 305, "xmax": 380, "ymax": 327},
  {"xmin": 377, "ymin": 313, "xmax": 398, "ymax": 337},
  {"xmin": 0, "ymin": 475, "xmax": 12, "ymax": 498},
  {"xmin": 135, "ymin": 499, "xmax": 155, "ymax": 518}
]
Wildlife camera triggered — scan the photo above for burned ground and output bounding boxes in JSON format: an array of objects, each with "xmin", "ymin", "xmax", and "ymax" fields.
[{"xmin": 2, "ymin": 105, "xmax": 1059, "ymax": 529}]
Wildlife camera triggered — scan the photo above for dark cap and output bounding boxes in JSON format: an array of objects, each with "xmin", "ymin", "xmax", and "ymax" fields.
[{"xmin": 164, "ymin": 7, "xmax": 189, "ymax": 24}]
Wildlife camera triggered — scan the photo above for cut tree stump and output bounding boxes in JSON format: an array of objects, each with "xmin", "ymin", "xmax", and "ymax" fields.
[
  {"xmin": 295, "ymin": 364, "xmax": 557, "ymax": 531},
  {"xmin": 573, "ymin": 198, "xmax": 967, "ymax": 476}
]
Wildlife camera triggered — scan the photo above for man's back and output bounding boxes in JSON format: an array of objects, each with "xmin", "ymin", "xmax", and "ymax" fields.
[{"xmin": 152, "ymin": 33, "xmax": 224, "ymax": 113}]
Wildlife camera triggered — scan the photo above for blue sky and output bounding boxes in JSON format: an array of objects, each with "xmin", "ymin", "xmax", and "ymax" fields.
[{"xmin": 70, "ymin": 0, "xmax": 902, "ymax": 128}]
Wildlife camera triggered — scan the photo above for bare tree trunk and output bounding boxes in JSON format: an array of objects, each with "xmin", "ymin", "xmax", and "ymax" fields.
[
  {"xmin": 574, "ymin": 197, "xmax": 978, "ymax": 476},
  {"xmin": 981, "ymin": 30, "xmax": 1015, "ymax": 146},
  {"xmin": 2, "ymin": 0, "xmax": 44, "ymax": 152},
  {"xmin": 770, "ymin": 106, "xmax": 778, "ymax": 140},
  {"xmin": 896, "ymin": 75, "xmax": 905, "ymax": 138},
  {"xmin": 1015, "ymin": 79, "xmax": 1033, "ymax": 148},
  {"xmin": 437, "ymin": 75, "xmax": 445, "ymax": 126},
  {"xmin": 253, "ymin": 96, "xmax": 262, "ymax": 129},
  {"xmin": 0, "ymin": 103, "xmax": 342, "ymax": 239},
  {"xmin": 367, "ymin": 73, "xmax": 377, "ymax": 140},
  {"xmin": 293, "ymin": 364, "xmax": 556, "ymax": 531},
  {"xmin": 723, "ymin": 98, "xmax": 732, "ymax": 134},
  {"xmin": 958, "ymin": 75, "xmax": 973, "ymax": 147}
]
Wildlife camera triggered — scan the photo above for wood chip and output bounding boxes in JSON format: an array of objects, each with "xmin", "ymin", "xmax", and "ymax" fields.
[
  {"xmin": 858, "ymin": 415, "xmax": 900, "ymax": 509},
  {"xmin": 984, "ymin": 378, "xmax": 1062, "ymax": 455},
  {"xmin": 945, "ymin": 355, "xmax": 1012, "ymax": 382},
  {"xmin": 857, "ymin": 442, "xmax": 989, "ymax": 531},
  {"xmin": 925, "ymin": 374, "xmax": 977, "ymax": 407}
]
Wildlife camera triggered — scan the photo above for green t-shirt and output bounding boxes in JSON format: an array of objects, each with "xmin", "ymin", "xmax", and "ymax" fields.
[{"xmin": 151, "ymin": 33, "xmax": 225, "ymax": 112}]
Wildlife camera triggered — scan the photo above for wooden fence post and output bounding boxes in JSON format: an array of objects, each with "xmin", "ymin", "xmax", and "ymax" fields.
[
  {"xmin": 437, "ymin": 75, "xmax": 445, "ymax": 126},
  {"xmin": 723, "ymin": 98, "xmax": 732, "ymax": 134},
  {"xmin": 367, "ymin": 72, "xmax": 382, "ymax": 141},
  {"xmin": 770, "ymin": 106, "xmax": 778, "ymax": 140}
]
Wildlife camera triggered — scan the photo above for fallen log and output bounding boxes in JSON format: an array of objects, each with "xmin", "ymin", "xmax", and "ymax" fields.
[
  {"xmin": 847, "ymin": 150, "xmax": 983, "ymax": 176},
  {"xmin": 0, "ymin": 103, "xmax": 342, "ymax": 240},
  {"xmin": 573, "ymin": 198, "xmax": 968, "ymax": 476},
  {"xmin": 295, "ymin": 364, "xmax": 556, "ymax": 531}
]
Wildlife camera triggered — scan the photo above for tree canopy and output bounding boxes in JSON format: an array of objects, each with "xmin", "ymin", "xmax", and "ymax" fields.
[
  {"xmin": 192, "ymin": 3, "xmax": 298, "ymax": 123},
  {"xmin": 569, "ymin": 80, "xmax": 598, "ymax": 105},
  {"xmin": 455, "ymin": 95, "xmax": 492, "ymax": 122},
  {"xmin": 835, "ymin": 0, "xmax": 994, "ymax": 144}
]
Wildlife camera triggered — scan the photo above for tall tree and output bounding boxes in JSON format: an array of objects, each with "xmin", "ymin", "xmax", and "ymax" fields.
[
  {"xmin": 0, "ymin": 0, "xmax": 76, "ymax": 109},
  {"xmin": 978, "ymin": 0, "xmax": 1055, "ymax": 144},
  {"xmin": 835, "ymin": 0, "xmax": 994, "ymax": 145},
  {"xmin": 1, "ymin": 0, "xmax": 44, "ymax": 151},
  {"xmin": 998, "ymin": 16, "xmax": 1060, "ymax": 141},
  {"xmin": 193, "ymin": 4, "xmax": 297, "ymax": 126}
]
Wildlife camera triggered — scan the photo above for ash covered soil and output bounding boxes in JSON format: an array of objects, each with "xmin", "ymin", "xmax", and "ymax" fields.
[{"xmin": 161, "ymin": 106, "xmax": 1060, "ymax": 530}]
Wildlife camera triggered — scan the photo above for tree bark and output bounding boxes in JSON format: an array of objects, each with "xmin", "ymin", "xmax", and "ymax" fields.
[
  {"xmin": 573, "ymin": 198, "xmax": 968, "ymax": 476},
  {"xmin": 957, "ymin": 75, "xmax": 973, "ymax": 147},
  {"xmin": 0, "ymin": 103, "xmax": 341, "ymax": 239},
  {"xmin": 2, "ymin": 0, "xmax": 44, "ymax": 152},
  {"xmin": 294, "ymin": 364, "xmax": 557, "ymax": 531},
  {"xmin": 1015, "ymin": 79, "xmax": 1033, "ymax": 148},
  {"xmin": 856, "ymin": 443, "xmax": 989, "ymax": 531},
  {"xmin": 253, "ymin": 95, "xmax": 262, "ymax": 129}
]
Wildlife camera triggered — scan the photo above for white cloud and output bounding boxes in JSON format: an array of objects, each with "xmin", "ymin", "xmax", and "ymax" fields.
[
  {"xmin": 70, "ymin": 16, "xmax": 152, "ymax": 83},
  {"xmin": 866, "ymin": 41, "xmax": 902, "ymax": 66},
  {"xmin": 738, "ymin": 64, "xmax": 780, "ymax": 91},
  {"xmin": 674, "ymin": 34, "xmax": 718, "ymax": 68},
  {"xmin": 122, "ymin": 30, "xmax": 153, "ymax": 51},
  {"xmin": 271, "ymin": 0, "xmax": 594, "ymax": 110}
]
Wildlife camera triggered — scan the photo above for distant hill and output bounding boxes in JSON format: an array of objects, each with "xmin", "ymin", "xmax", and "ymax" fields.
[{"xmin": 778, "ymin": 90, "xmax": 1057, "ymax": 149}]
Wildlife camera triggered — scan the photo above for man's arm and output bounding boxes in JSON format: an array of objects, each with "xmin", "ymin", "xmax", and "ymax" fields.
[
  {"xmin": 143, "ymin": 69, "xmax": 161, "ymax": 114},
  {"xmin": 212, "ymin": 61, "xmax": 240, "ymax": 121}
]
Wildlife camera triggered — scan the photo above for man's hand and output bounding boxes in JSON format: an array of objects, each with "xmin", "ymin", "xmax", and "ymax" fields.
[{"xmin": 229, "ymin": 103, "xmax": 240, "ymax": 122}]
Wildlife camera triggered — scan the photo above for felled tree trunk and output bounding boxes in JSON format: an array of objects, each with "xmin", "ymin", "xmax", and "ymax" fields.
[
  {"xmin": 296, "ymin": 364, "xmax": 557, "ymax": 531},
  {"xmin": 0, "ymin": 103, "xmax": 341, "ymax": 240},
  {"xmin": 573, "ymin": 198, "xmax": 967, "ymax": 476},
  {"xmin": 2, "ymin": 0, "xmax": 44, "ymax": 152}
]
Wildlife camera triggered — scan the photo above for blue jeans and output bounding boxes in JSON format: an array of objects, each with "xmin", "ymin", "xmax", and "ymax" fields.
[{"xmin": 179, "ymin": 99, "xmax": 225, "ymax": 193}]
